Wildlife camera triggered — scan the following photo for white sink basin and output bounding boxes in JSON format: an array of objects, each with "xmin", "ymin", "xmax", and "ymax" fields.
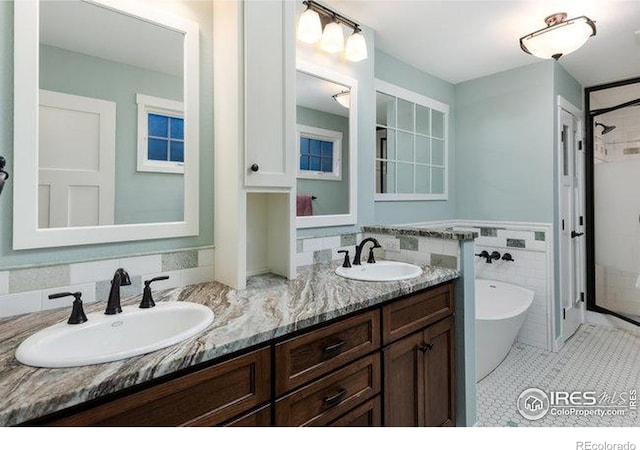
[
  {"xmin": 335, "ymin": 261, "xmax": 423, "ymax": 282},
  {"xmin": 15, "ymin": 302, "xmax": 214, "ymax": 368}
]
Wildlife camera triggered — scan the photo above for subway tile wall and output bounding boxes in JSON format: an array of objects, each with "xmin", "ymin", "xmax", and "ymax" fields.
[{"xmin": 0, "ymin": 247, "xmax": 215, "ymax": 319}]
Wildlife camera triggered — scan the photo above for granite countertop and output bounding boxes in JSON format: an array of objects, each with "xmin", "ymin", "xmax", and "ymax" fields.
[
  {"xmin": 0, "ymin": 262, "xmax": 459, "ymax": 427},
  {"xmin": 362, "ymin": 225, "xmax": 478, "ymax": 240}
]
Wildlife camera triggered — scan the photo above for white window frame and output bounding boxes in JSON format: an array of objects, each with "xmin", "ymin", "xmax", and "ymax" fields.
[
  {"xmin": 374, "ymin": 79, "xmax": 449, "ymax": 201},
  {"xmin": 297, "ymin": 124, "xmax": 342, "ymax": 181},
  {"xmin": 136, "ymin": 93, "xmax": 185, "ymax": 174}
]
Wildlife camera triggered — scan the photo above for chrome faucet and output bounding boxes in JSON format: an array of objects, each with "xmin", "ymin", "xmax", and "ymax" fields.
[
  {"xmin": 352, "ymin": 237, "xmax": 382, "ymax": 265},
  {"xmin": 105, "ymin": 268, "xmax": 131, "ymax": 315}
]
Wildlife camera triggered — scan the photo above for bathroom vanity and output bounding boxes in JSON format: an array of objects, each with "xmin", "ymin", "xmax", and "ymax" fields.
[{"xmin": 0, "ymin": 264, "xmax": 458, "ymax": 427}]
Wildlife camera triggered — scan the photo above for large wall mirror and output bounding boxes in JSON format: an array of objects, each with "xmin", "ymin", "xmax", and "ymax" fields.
[
  {"xmin": 296, "ymin": 61, "xmax": 357, "ymax": 229},
  {"xmin": 13, "ymin": 0, "xmax": 199, "ymax": 249}
]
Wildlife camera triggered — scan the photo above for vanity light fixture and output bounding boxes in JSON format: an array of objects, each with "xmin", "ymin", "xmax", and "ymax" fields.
[
  {"xmin": 297, "ymin": 0, "xmax": 368, "ymax": 62},
  {"xmin": 519, "ymin": 12, "xmax": 596, "ymax": 60},
  {"xmin": 332, "ymin": 90, "xmax": 350, "ymax": 108}
]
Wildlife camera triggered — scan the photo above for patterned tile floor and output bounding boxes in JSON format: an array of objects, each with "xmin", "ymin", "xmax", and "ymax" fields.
[{"xmin": 477, "ymin": 323, "xmax": 640, "ymax": 426}]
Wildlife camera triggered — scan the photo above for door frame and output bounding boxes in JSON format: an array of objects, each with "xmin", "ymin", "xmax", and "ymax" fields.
[
  {"xmin": 556, "ymin": 96, "xmax": 586, "ymax": 344},
  {"xmin": 584, "ymin": 77, "xmax": 640, "ymax": 327}
]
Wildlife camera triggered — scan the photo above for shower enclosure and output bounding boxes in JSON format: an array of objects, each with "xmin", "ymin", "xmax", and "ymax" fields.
[{"xmin": 586, "ymin": 77, "xmax": 640, "ymax": 326}]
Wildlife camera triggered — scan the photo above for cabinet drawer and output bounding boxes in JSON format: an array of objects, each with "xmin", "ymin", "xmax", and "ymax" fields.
[
  {"xmin": 224, "ymin": 404, "xmax": 271, "ymax": 427},
  {"xmin": 275, "ymin": 310, "xmax": 380, "ymax": 394},
  {"xmin": 327, "ymin": 396, "xmax": 381, "ymax": 427},
  {"xmin": 47, "ymin": 347, "xmax": 271, "ymax": 427},
  {"xmin": 382, "ymin": 282, "xmax": 454, "ymax": 345},
  {"xmin": 275, "ymin": 353, "xmax": 381, "ymax": 426}
]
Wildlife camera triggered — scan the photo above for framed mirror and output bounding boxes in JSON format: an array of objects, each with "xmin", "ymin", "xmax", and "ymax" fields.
[
  {"xmin": 296, "ymin": 61, "xmax": 358, "ymax": 228},
  {"xmin": 13, "ymin": 0, "xmax": 199, "ymax": 249}
]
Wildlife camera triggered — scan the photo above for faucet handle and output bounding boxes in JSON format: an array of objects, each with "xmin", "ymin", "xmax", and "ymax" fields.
[
  {"xmin": 139, "ymin": 276, "xmax": 170, "ymax": 309},
  {"xmin": 337, "ymin": 250, "xmax": 351, "ymax": 268},
  {"xmin": 502, "ymin": 253, "xmax": 515, "ymax": 262},
  {"xmin": 49, "ymin": 291, "xmax": 87, "ymax": 325},
  {"xmin": 367, "ymin": 247, "xmax": 379, "ymax": 264}
]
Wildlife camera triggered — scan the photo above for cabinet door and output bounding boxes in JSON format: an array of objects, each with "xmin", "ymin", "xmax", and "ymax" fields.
[
  {"xmin": 424, "ymin": 316, "xmax": 456, "ymax": 427},
  {"xmin": 244, "ymin": 0, "xmax": 295, "ymax": 187},
  {"xmin": 383, "ymin": 331, "xmax": 424, "ymax": 427}
]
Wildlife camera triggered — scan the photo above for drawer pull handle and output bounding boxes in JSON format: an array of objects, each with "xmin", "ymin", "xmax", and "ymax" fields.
[
  {"xmin": 323, "ymin": 388, "xmax": 347, "ymax": 407},
  {"xmin": 419, "ymin": 343, "xmax": 433, "ymax": 353},
  {"xmin": 322, "ymin": 340, "xmax": 347, "ymax": 357}
]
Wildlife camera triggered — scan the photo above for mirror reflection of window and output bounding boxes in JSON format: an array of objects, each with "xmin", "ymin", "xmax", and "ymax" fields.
[{"xmin": 296, "ymin": 71, "xmax": 350, "ymax": 217}]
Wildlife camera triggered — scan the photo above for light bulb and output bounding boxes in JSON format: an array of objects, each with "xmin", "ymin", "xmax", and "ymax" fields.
[
  {"xmin": 321, "ymin": 21, "xmax": 344, "ymax": 53},
  {"xmin": 332, "ymin": 91, "xmax": 350, "ymax": 108},
  {"xmin": 297, "ymin": 7, "xmax": 322, "ymax": 43},
  {"xmin": 345, "ymin": 30, "xmax": 367, "ymax": 61}
]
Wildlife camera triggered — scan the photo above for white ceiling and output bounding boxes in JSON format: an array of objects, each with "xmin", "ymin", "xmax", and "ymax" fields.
[
  {"xmin": 325, "ymin": 0, "xmax": 640, "ymax": 86},
  {"xmin": 297, "ymin": 71, "xmax": 351, "ymax": 116},
  {"xmin": 40, "ymin": 1, "xmax": 183, "ymax": 77}
]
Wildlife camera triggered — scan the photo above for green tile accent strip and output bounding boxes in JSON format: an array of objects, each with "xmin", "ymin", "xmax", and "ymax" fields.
[
  {"xmin": 296, "ymin": 239, "xmax": 304, "ymax": 253},
  {"xmin": 9, "ymin": 265, "xmax": 70, "ymax": 293},
  {"xmin": 313, "ymin": 249, "xmax": 332, "ymax": 264},
  {"xmin": 162, "ymin": 251, "xmax": 198, "ymax": 271},
  {"xmin": 96, "ymin": 276, "xmax": 142, "ymax": 303},
  {"xmin": 480, "ymin": 227, "xmax": 498, "ymax": 237},
  {"xmin": 430, "ymin": 253, "xmax": 457, "ymax": 270},
  {"xmin": 398, "ymin": 236, "xmax": 418, "ymax": 251},
  {"xmin": 506, "ymin": 421, "xmax": 519, "ymax": 427},
  {"xmin": 340, "ymin": 233, "xmax": 357, "ymax": 247},
  {"xmin": 535, "ymin": 231, "xmax": 546, "ymax": 241},
  {"xmin": 506, "ymin": 238, "xmax": 526, "ymax": 248}
]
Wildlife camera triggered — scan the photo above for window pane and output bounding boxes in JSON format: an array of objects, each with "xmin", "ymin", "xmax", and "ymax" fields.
[
  {"xmin": 148, "ymin": 114, "xmax": 168, "ymax": 137},
  {"xmin": 309, "ymin": 139, "xmax": 321, "ymax": 156},
  {"xmin": 300, "ymin": 155, "xmax": 309, "ymax": 170},
  {"xmin": 170, "ymin": 118, "xmax": 184, "ymax": 140},
  {"xmin": 376, "ymin": 161, "xmax": 395, "ymax": 194},
  {"xmin": 432, "ymin": 110, "xmax": 445, "ymax": 138},
  {"xmin": 415, "ymin": 164, "xmax": 430, "ymax": 194},
  {"xmin": 416, "ymin": 105, "xmax": 430, "ymax": 135},
  {"xmin": 170, "ymin": 140, "xmax": 184, "ymax": 162},
  {"xmin": 397, "ymin": 163, "xmax": 414, "ymax": 193},
  {"xmin": 300, "ymin": 137, "xmax": 310, "ymax": 156},
  {"xmin": 321, "ymin": 157, "xmax": 333, "ymax": 172},
  {"xmin": 310, "ymin": 156, "xmax": 321, "ymax": 171},
  {"xmin": 432, "ymin": 139, "xmax": 444, "ymax": 166},
  {"xmin": 148, "ymin": 138, "xmax": 168, "ymax": 161},
  {"xmin": 432, "ymin": 167, "xmax": 445, "ymax": 194},
  {"xmin": 397, "ymin": 131, "xmax": 414, "ymax": 162},
  {"xmin": 320, "ymin": 141, "xmax": 333, "ymax": 157},
  {"xmin": 397, "ymin": 99, "xmax": 414, "ymax": 131},
  {"xmin": 416, "ymin": 135, "xmax": 430, "ymax": 164},
  {"xmin": 376, "ymin": 92, "xmax": 396, "ymax": 127}
]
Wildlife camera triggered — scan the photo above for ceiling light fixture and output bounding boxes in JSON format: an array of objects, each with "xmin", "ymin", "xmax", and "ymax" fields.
[
  {"xmin": 297, "ymin": 0, "xmax": 367, "ymax": 62},
  {"xmin": 519, "ymin": 12, "xmax": 596, "ymax": 60},
  {"xmin": 332, "ymin": 90, "xmax": 350, "ymax": 108}
]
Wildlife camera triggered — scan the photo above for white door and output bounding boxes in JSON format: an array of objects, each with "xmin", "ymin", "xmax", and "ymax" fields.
[
  {"xmin": 559, "ymin": 107, "xmax": 585, "ymax": 341},
  {"xmin": 38, "ymin": 90, "xmax": 116, "ymax": 228}
]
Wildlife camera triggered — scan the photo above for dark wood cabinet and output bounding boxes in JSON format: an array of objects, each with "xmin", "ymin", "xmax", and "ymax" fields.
[
  {"xmin": 384, "ymin": 316, "xmax": 455, "ymax": 427},
  {"xmin": 34, "ymin": 281, "xmax": 455, "ymax": 428}
]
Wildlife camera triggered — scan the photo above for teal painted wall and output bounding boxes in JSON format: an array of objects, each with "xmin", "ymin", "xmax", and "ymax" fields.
[
  {"xmin": 40, "ymin": 44, "xmax": 184, "ymax": 225},
  {"xmin": 296, "ymin": 106, "xmax": 349, "ymax": 216},
  {"xmin": 455, "ymin": 61, "xmax": 555, "ymax": 222},
  {"xmin": 0, "ymin": 0, "xmax": 214, "ymax": 270},
  {"xmin": 374, "ymin": 51, "xmax": 456, "ymax": 223}
]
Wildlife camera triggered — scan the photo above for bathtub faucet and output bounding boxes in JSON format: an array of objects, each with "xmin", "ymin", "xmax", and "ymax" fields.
[{"xmin": 475, "ymin": 250, "xmax": 501, "ymax": 264}]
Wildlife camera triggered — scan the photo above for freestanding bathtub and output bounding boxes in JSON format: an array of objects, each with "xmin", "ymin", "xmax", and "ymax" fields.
[{"xmin": 476, "ymin": 279, "xmax": 534, "ymax": 381}]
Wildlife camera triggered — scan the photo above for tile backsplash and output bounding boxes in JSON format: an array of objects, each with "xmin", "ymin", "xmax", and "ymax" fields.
[{"xmin": 0, "ymin": 247, "xmax": 215, "ymax": 319}]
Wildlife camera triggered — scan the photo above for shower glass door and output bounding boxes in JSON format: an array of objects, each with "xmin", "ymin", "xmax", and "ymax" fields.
[{"xmin": 587, "ymin": 78, "xmax": 640, "ymax": 326}]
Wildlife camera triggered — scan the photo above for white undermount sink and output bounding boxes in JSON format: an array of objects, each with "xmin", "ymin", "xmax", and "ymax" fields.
[
  {"xmin": 335, "ymin": 260, "xmax": 423, "ymax": 282},
  {"xmin": 15, "ymin": 302, "xmax": 214, "ymax": 368}
]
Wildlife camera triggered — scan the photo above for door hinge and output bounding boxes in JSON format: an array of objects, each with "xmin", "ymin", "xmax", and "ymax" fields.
[
  {"xmin": 562, "ymin": 219, "xmax": 565, "ymax": 231},
  {"xmin": 580, "ymin": 292, "xmax": 585, "ymax": 303},
  {"xmin": 561, "ymin": 130, "xmax": 565, "ymax": 142},
  {"xmin": 579, "ymin": 140, "xmax": 583, "ymax": 150},
  {"xmin": 563, "ymin": 308, "xmax": 566, "ymax": 320},
  {"xmin": 579, "ymin": 216, "xmax": 584, "ymax": 226}
]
